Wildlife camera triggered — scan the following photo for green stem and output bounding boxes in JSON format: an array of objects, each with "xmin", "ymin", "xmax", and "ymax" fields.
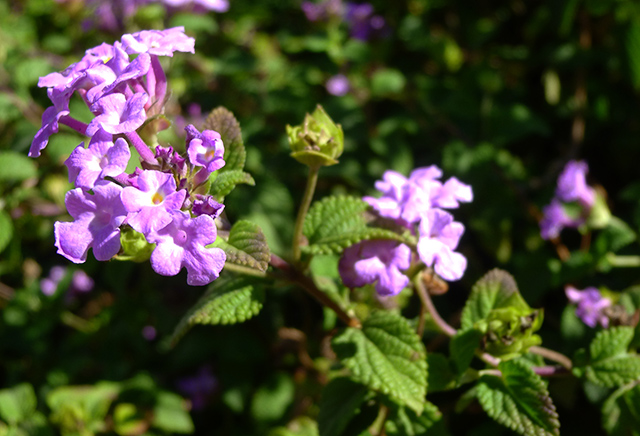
[
  {"xmin": 292, "ymin": 166, "xmax": 319, "ymax": 262},
  {"xmin": 606, "ymin": 254, "xmax": 640, "ymax": 268}
]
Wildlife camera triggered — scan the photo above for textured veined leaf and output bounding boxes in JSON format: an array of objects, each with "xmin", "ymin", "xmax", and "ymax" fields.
[
  {"xmin": 602, "ymin": 382, "xmax": 640, "ymax": 435},
  {"xmin": 585, "ymin": 326, "xmax": 640, "ymax": 387},
  {"xmin": 332, "ymin": 311, "xmax": 427, "ymax": 414},
  {"xmin": 476, "ymin": 359, "xmax": 560, "ymax": 436},
  {"xmin": 203, "ymin": 106, "xmax": 245, "ymax": 171},
  {"xmin": 214, "ymin": 220, "xmax": 270, "ymax": 272},
  {"xmin": 385, "ymin": 402, "xmax": 448, "ymax": 436},
  {"xmin": 302, "ymin": 227, "xmax": 414, "ymax": 255},
  {"xmin": 209, "ymin": 169, "xmax": 255, "ymax": 200},
  {"xmin": 450, "ymin": 329, "xmax": 483, "ymax": 375},
  {"xmin": 460, "ymin": 269, "xmax": 530, "ymax": 330},
  {"xmin": 171, "ymin": 275, "xmax": 265, "ymax": 345}
]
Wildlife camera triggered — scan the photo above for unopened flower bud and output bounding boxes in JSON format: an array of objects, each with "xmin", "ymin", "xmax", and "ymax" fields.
[{"xmin": 286, "ymin": 105, "xmax": 344, "ymax": 168}]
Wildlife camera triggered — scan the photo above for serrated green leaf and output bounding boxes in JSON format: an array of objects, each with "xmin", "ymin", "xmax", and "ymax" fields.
[
  {"xmin": 0, "ymin": 384, "xmax": 37, "ymax": 425},
  {"xmin": 303, "ymin": 196, "xmax": 415, "ymax": 255},
  {"xmin": 302, "ymin": 228, "xmax": 414, "ymax": 255},
  {"xmin": 332, "ymin": 311, "xmax": 427, "ymax": 414},
  {"xmin": 0, "ymin": 152, "xmax": 37, "ymax": 182},
  {"xmin": 203, "ymin": 106, "xmax": 245, "ymax": 171},
  {"xmin": 0, "ymin": 210, "xmax": 13, "ymax": 255},
  {"xmin": 585, "ymin": 326, "xmax": 640, "ymax": 387},
  {"xmin": 477, "ymin": 359, "xmax": 560, "ymax": 436},
  {"xmin": 450, "ymin": 329, "xmax": 482, "ymax": 375},
  {"xmin": 209, "ymin": 169, "xmax": 255, "ymax": 199},
  {"xmin": 460, "ymin": 269, "xmax": 530, "ymax": 330},
  {"xmin": 171, "ymin": 275, "xmax": 265, "ymax": 344},
  {"xmin": 215, "ymin": 220, "xmax": 270, "ymax": 272},
  {"xmin": 602, "ymin": 382, "xmax": 640, "ymax": 436},
  {"xmin": 318, "ymin": 378, "xmax": 368, "ymax": 436}
]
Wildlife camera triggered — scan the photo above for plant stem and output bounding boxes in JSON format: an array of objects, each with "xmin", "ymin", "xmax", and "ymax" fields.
[
  {"xmin": 60, "ymin": 116, "xmax": 88, "ymax": 136},
  {"xmin": 529, "ymin": 346, "xmax": 573, "ymax": 370},
  {"xmin": 414, "ymin": 275, "xmax": 457, "ymax": 337},
  {"xmin": 270, "ymin": 254, "xmax": 361, "ymax": 328},
  {"xmin": 292, "ymin": 166, "xmax": 319, "ymax": 262},
  {"xmin": 606, "ymin": 254, "xmax": 640, "ymax": 268},
  {"xmin": 125, "ymin": 130, "xmax": 158, "ymax": 165}
]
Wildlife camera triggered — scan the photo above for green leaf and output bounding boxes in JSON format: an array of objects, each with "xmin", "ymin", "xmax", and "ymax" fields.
[
  {"xmin": 153, "ymin": 392, "xmax": 194, "ymax": 434},
  {"xmin": 0, "ymin": 152, "xmax": 37, "ymax": 182},
  {"xmin": 251, "ymin": 372, "xmax": 295, "ymax": 422},
  {"xmin": 318, "ymin": 378, "xmax": 368, "ymax": 436},
  {"xmin": 0, "ymin": 384, "xmax": 37, "ymax": 425},
  {"xmin": 215, "ymin": 220, "xmax": 270, "ymax": 273},
  {"xmin": 602, "ymin": 382, "xmax": 640, "ymax": 436},
  {"xmin": 627, "ymin": 17, "xmax": 640, "ymax": 90},
  {"xmin": 0, "ymin": 210, "xmax": 13, "ymax": 255},
  {"xmin": 477, "ymin": 359, "xmax": 560, "ymax": 436},
  {"xmin": 450, "ymin": 329, "xmax": 483, "ymax": 375},
  {"xmin": 171, "ymin": 275, "xmax": 265, "ymax": 344},
  {"xmin": 426, "ymin": 353, "xmax": 456, "ymax": 392},
  {"xmin": 332, "ymin": 311, "xmax": 427, "ymax": 414},
  {"xmin": 209, "ymin": 169, "xmax": 255, "ymax": 199},
  {"xmin": 584, "ymin": 326, "xmax": 640, "ymax": 387},
  {"xmin": 594, "ymin": 216, "xmax": 636, "ymax": 255},
  {"xmin": 303, "ymin": 196, "xmax": 414, "ymax": 255},
  {"xmin": 203, "ymin": 106, "xmax": 246, "ymax": 171},
  {"xmin": 385, "ymin": 402, "xmax": 449, "ymax": 436},
  {"xmin": 460, "ymin": 269, "xmax": 530, "ymax": 330}
]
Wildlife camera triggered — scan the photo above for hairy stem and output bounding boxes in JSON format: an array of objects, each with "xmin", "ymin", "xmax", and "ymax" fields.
[
  {"xmin": 292, "ymin": 166, "xmax": 319, "ymax": 262},
  {"xmin": 60, "ymin": 116, "xmax": 88, "ymax": 136},
  {"xmin": 414, "ymin": 275, "xmax": 457, "ymax": 337},
  {"xmin": 530, "ymin": 345, "xmax": 573, "ymax": 370},
  {"xmin": 270, "ymin": 254, "xmax": 361, "ymax": 328},
  {"xmin": 125, "ymin": 130, "xmax": 158, "ymax": 165}
]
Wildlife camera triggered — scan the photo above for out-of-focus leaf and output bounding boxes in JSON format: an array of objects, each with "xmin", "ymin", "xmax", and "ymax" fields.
[
  {"xmin": 0, "ymin": 211, "xmax": 13, "ymax": 255},
  {"xmin": 385, "ymin": 402, "xmax": 449, "ymax": 436},
  {"xmin": 0, "ymin": 384, "xmax": 37, "ymax": 425},
  {"xmin": 583, "ymin": 327, "xmax": 640, "ymax": 387},
  {"xmin": 371, "ymin": 69, "xmax": 406, "ymax": 96},
  {"xmin": 0, "ymin": 152, "xmax": 37, "ymax": 182},
  {"xmin": 602, "ymin": 382, "xmax": 640, "ymax": 436},
  {"xmin": 318, "ymin": 378, "xmax": 367, "ymax": 436},
  {"xmin": 251, "ymin": 372, "xmax": 295, "ymax": 422},
  {"xmin": 332, "ymin": 311, "xmax": 427, "ymax": 414},
  {"xmin": 152, "ymin": 392, "xmax": 194, "ymax": 434}
]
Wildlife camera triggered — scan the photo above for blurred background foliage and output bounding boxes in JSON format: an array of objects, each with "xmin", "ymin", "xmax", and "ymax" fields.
[{"xmin": 2, "ymin": 0, "xmax": 640, "ymax": 434}]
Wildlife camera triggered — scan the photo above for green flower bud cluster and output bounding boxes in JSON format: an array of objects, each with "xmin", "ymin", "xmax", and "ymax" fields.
[
  {"xmin": 287, "ymin": 105, "xmax": 344, "ymax": 168},
  {"xmin": 476, "ymin": 307, "xmax": 544, "ymax": 360}
]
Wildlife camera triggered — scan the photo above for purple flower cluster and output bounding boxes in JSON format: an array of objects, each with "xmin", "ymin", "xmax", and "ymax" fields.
[
  {"xmin": 176, "ymin": 366, "xmax": 218, "ymax": 410},
  {"xmin": 32, "ymin": 28, "xmax": 226, "ymax": 286},
  {"xmin": 55, "ymin": 0, "xmax": 229, "ymax": 32},
  {"xmin": 540, "ymin": 160, "xmax": 596, "ymax": 240},
  {"xmin": 339, "ymin": 166, "xmax": 472, "ymax": 296},
  {"xmin": 41, "ymin": 266, "xmax": 94, "ymax": 296},
  {"xmin": 301, "ymin": 0, "xmax": 387, "ymax": 41},
  {"xmin": 565, "ymin": 286, "xmax": 611, "ymax": 328}
]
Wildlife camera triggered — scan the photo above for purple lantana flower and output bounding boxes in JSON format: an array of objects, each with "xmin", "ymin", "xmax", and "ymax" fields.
[
  {"xmin": 54, "ymin": 182, "xmax": 127, "ymax": 263},
  {"xmin": 417, "ymin": 209, "xmax": 467, "ymax": 281},
  {"xmin": 565, "ymin": 286, "xmax": 611, "ymax": 328},
  {"xmin": 556, "ymin": 160, "xmax": 595, "ymax": 207},
  {"xmin": 192, "ymin": 195, "xmax": 225, "ymax": 218},
  {"xmin": 29, "ymin": 106, "xmax": 70, "ymax": 158},
  {"xmin": 121, "ymin": 27, "xmax": 195, "ymax": 57},
  {"xmin": 87, "ymin": 92, "xmax": 149, "ymax": 136},
  {"xmin": 121, "ymin": 170, "xmax": 187, "ymax": 236},
  {"xmin": 326, "ymin": 74, "xmax": 350, "ymax": 96},
  {"xmin": 147, "ymin": 210, "xmax": 226, "ymax": 286},
  {"xmin": 65, "ymin": 134, "xmax": 131, "ymax": 189},
  {"xmin": 339, "ymin": 240, "xmax": 412, "ymax": 296},
  {"xmin": 185, "ymin": 125, "xmax": 225, "ymax": 172},
  {"xmin": 364, "ymin": 166, "xmax": 473, "ymax": 227}
]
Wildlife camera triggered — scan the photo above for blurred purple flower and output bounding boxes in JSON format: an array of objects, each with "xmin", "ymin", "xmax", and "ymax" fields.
[
  {"xmin": 540, "ymin": 199, "xmax": 581, "ymax": 240},
  {"xmin": 301, "ymin": 0, "xmax": 343, "ymax": 21},
  {"xmin": 326, "ymin": 74, "xmax": 350, "ymax": 96},
  {"xmin": 339, "ymin": 240, "xmax": 412, "ymax": 296},
  {"xmin": 142, "ymin": 325, "xmax": 157, "ymax": 340},
  {"xmin": 70, "ymin": 270, "xmax": 95, "ymax": 293},
  {"xmin": 565, "ymin": 286, "xmax": 611, "ymax": 328},
  {"xmin": 41, "ymin": 266, "xmax": 68, "ymax": 296},
  {"xmin": 556, "ymin": 160, "xmax": 595, "ymax": 207},
  {"xmin": 344, "ymin": 2, "xmax": 386, "ymax": 40},
  {"xmin": 176, "ymin": 366, "xmax": 218, "ymax": 410},
  {"xmin": 163, "ymin": 0, "xmax": 229, "ymax": 11},
  {"xmin": 121, "ymin": 27, "xmax": 195, "ymax": 57}
]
